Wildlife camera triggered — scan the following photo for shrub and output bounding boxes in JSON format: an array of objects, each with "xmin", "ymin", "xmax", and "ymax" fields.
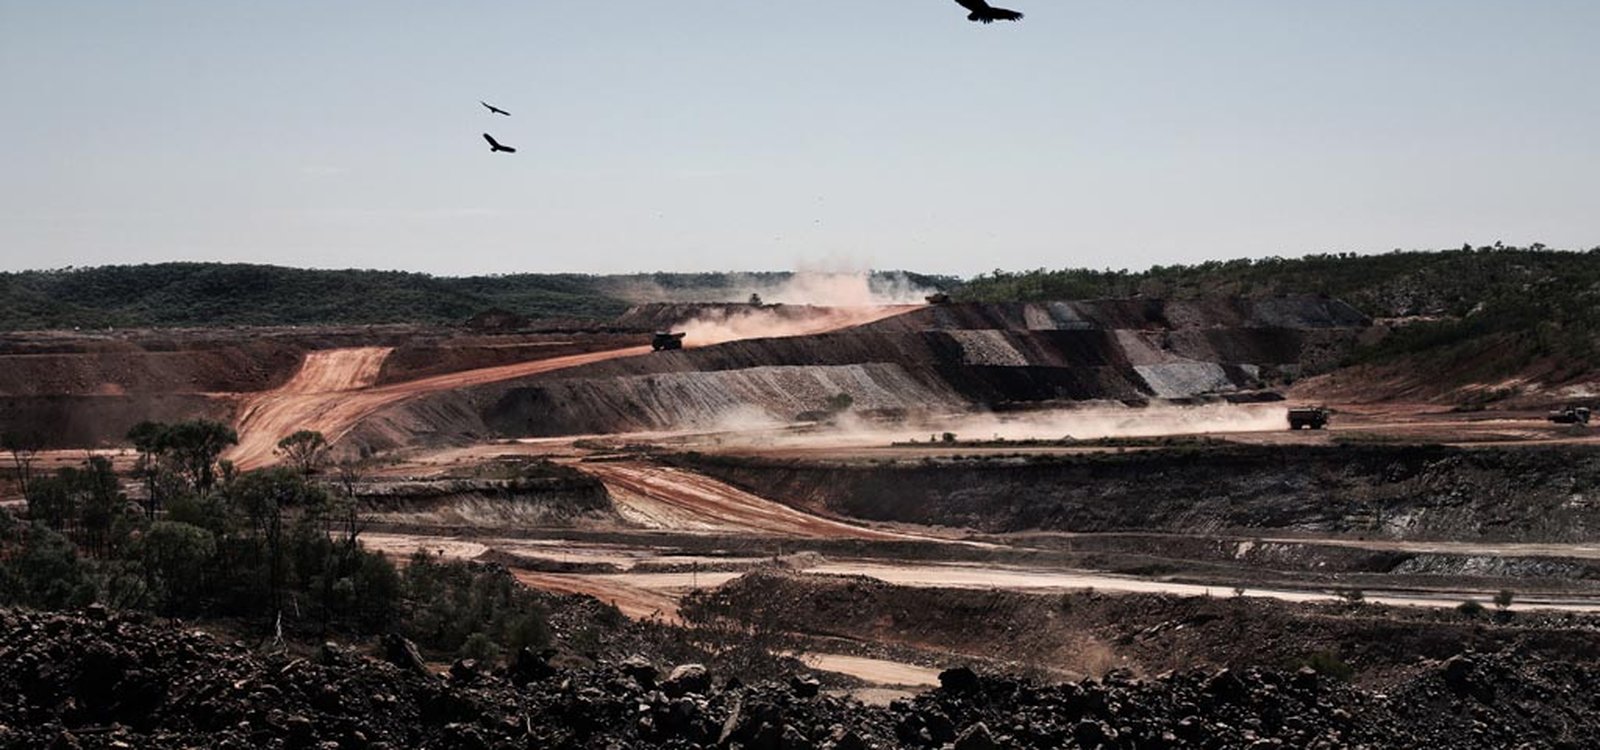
[
  {"xmin": 459, "ymin": 632, "xmax": 501, "ymax": 663},
  {"xmin": 1299, "ymin": 651, "xmax": 1356, "ymax": 682},
  {"xmin": 140, "ymin": 521, "xmax": 217, "ymax": 614}
]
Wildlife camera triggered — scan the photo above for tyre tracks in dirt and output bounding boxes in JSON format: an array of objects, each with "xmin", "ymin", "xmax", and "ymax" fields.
[
  {"xmin": 577, "ymin": 460, "xmax": 925, "ymax": 541},
  {"xmin": 228, "ymin": 345, "xmax": 653, "ymax": 469}
]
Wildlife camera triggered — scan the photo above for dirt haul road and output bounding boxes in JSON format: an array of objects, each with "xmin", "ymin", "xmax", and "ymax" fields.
[
  {"xmin": 227, "ymin": 304, "xmax": 918, "ymax": 470},
  {"xmin": 595, "ymin": 562, "xmax": 1600, "ymax": 614},
  {"xmin": 363, "ymin": 536, "xmax": 1600, "ymax": 626},
  {"xmin": 229, "ymin": 345, "xmax": 651, "ymax": 469},
  {"xmin": 579, "ymin": 461, "xmax": 919, "ymax": 540}
]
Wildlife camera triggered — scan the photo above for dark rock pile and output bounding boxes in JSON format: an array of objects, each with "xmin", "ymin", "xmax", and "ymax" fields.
[{"xmin": 2, "ymin": 608, "xmax": 1597, "ymax": 749}]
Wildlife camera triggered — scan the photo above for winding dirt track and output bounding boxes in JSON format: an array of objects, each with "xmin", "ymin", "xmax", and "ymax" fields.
[{"xmin": 228, "ymin": 345, "xmax": 652, "ymax": 469}]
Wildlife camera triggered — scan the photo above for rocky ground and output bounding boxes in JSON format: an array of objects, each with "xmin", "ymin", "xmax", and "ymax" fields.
[
  {"xmin": 674, "ymin": 443, "xmax": 1600, "ymax": 543},
  {"xmin": 2, "ymin": 607, "xmax": 1597, "ymax": 749},
  {"xmin": 5, "ymin": 304, "xmax": 1599, "ymax": 748},
  {"xmin": 686, "ymin": 571, "xmax": 1600, "ymax": 687}
]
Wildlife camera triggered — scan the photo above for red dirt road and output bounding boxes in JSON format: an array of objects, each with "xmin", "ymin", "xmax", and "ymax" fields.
[
  {"xmin": 579, "ymin": 460, "xmax": 919, "ymax": 540},
  {"xmin": 229, "ymin": 345, "xmax": 652, "ymax": 469},
  {"xmin": 227, "ymin": 304, "xmax": 920, "ymax": 470},
  {"xmin": 511, "ymin": 570, "xmax": 683, "ymax": 621}
]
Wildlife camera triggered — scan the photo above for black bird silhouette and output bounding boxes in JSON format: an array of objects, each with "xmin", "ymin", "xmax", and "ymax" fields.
[
  {"xmin": 954, "ymin": 0, "xmax": 1023, "ymax": 23},
  {"xmin": 482, "ymin": 133, "xmax": 516, "ymax": 154},
  {"xmin": 480, "ymin": 100, "xmax": 511, "ymax": 116}
]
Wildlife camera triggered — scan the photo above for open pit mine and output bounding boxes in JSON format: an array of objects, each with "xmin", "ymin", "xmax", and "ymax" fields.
[{"xmin": 8, "ymin": 294, "xmax": 1600, "ymax": 747}]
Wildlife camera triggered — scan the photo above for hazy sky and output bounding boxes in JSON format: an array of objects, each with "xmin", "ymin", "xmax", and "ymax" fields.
[{"xmin": 3, "ymin": 1, "xmax": 1598, "ymax": 277}]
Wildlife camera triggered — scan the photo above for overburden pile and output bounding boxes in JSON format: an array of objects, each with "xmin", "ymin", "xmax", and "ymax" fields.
[{"xmin": 3, "ymin": 609, "xmax": 1599, "ymax": 749}]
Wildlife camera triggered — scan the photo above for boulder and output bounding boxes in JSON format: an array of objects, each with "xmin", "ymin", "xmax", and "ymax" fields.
[
  {"xmin": 939, "ymin": 666, "xmax": 981, "ymax": 694},
  {"xmin": 380, "ymin": 634, "xmax": 429, "ymax": 677},
  {"xmin": 621, "ymin": 654, "xmax": 658, "ymax": 688},
  {"xmin": 789, "ymin": 674, "xmax": 821, "ymax": 699},
  {"xmin": 662, "ymin": 663, "xmax": 711, "ymax": 697},
  {"xmin": 954, "ymin": 722, "xmax": 1000, "ymax": 750}
]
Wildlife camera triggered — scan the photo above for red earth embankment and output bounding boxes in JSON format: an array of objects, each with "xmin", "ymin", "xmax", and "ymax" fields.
[
  {"xmin": 0, "ymin": 328, "xmax": 653, "ymax": 451},
  {"xmin": 0, "ymin": 343, "xmax": 304, "ymax": 396},
  {"xmin": 578, "ymin": 460, "xmax": 914, "ymax": 540},
  {"xmin": 228, "ymin": 345, "xmax": 654, "ymax": 469},
  {"xmin": 373, "ymin": 334, "xmax": 647, "ymax": 385},
  {"xmin": 416, "ymin": 298, "xmax": 1368, "ymax": 442}
]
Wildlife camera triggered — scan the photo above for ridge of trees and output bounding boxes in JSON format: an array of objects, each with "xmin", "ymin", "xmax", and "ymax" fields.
[
  {"xmin": 957, "ymin": 246, "xmax": 1600, "ymax": 380},
  {"xmin": 0, "ymin": 263, "xmax": 629, "ymax": 329},
  {"xmin": 8, "ymin": 251, "xmax": 1597, "ymax": 381},
  {"xmin": 0, "ymin": 264, "xmax": 957, "ymax": 331}
]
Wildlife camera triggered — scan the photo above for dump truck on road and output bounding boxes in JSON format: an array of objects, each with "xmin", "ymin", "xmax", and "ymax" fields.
[
  {"xmin": 651, "ymin": 331, "xmax": 686, "ymax": 352},
  {"xmin": 1549, "ymin": 406, "xmax": 1592, "ymax": 425},
  {"xmin": 1287, "ymin": 406, "xmax": 1330, "ymax": 430}
]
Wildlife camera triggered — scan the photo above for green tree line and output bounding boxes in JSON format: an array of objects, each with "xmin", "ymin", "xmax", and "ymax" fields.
[
  {"xmin": 0, "ymin": 265, "xmax": 958, "ymax": 330},
  {"xmin": 958, "ymin": 246, "xmax": 1600, "ymax": 381},
  {"xmin": 1, "ymin": 419, "xmax": 550, "ymax": 661},
  {"xmin": 0, "ymin": 263, "xmax": 630, "ymax": 329}
]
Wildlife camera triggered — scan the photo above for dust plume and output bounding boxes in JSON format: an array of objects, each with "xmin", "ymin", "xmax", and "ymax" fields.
[
  {"xmin": 916, "ymin": 403, "xmax": 1290, "ymax": 442},
  {"xmin": 699, "ymin": 403, "xmax": 1292, "ymax": 448},
  {"xmin": 606, "ymin": 270, "xmax": 940, "ymax": 307},
  {"xmin": 751, "ymin": 270, "xmax": 937, "ymax": 306},
  {"xmin": 675, "ymin": 270, "xmax": 933, "ymax": 346}
]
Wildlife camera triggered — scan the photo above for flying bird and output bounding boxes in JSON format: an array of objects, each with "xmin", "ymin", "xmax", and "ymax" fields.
[
  {"xmin": 480, "ymin": 100, "xmax": 511, "ymax": 116},
  {"xmin": 954, "ymin": 0, "xmax": 1023, "ymax": 23},
  {"xmin": 482, "ymin": 133, "xmax": 516, "ymax": 154}
]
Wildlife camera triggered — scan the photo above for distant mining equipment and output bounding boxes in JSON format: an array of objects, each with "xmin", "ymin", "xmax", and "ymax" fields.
[
  {"xmin": 1287, "ymin": 406, "xmax": 1330, "ymax": 430},
  {"xmin": 651, "ymin": 331, "xmax": 686, "ymax": 352},
  {"xmin": 1548, "ymin": 406, "xmax": 1593, "ymax": 425}
]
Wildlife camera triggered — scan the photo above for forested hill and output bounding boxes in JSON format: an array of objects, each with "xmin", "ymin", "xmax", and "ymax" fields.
[
  {"xmin": 0, "ymin": 264, "xmax": 954, "ymax": 330},
  {"xmin": 958, "ymin": 246, "xmax": 1600, "ymax": 382},
  {"xmin": 0, "ymin": 264, "xmax": 631, "ymax": 329}
]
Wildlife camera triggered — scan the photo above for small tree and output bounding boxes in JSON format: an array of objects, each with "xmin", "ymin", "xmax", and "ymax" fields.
[
  {"xmin": 71, "ymin": 455, "xmax": 126, "ymax": 557},
  {"xmin": 333, "ymin": 459, "xmax": 367, "ymax": 499},
  {"xmin": 128, "ymin": 421, "xmax": 172, "ymax": 518},
  {"xmin": 275, "ymin": 430, "xmax": 330, "ymax": 476},
  {"xmin": 141, "ymin": 521, "xmax": 217, "ymax": 614},
  {"xmin": 1458, "ymin": 599, "xmax": 1486, "ymax": 618},
  {"xmin": 2, "ymin": 430, "xmax": 42, "ymax": 499},
  {"xmin": 161, "ymin": 419, "xmax": 238, "ymax": 496},
  {"xmin": 824, "ymin": 393, "xmax": 854, "ymax": 414},
  {"xmin": 224, "ymin": 468, "xmax": 326, "ymax": 616},
  {"xmin": 1493, "ymin": 589, "xmax": 1515, "ymax": 611}
]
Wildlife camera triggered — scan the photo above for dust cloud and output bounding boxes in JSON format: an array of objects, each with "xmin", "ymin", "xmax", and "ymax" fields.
[
  {"xmin": 704, "ymin": 403, "xmax": 1290, "ymax": 449},
  {"xmin": 676, "ymin": 271, "xmax": 930, "ymax": 346},
  {"xmin": 706, "ymin": 405, "xmax": 788, "ymax": 433},
  {"xmin": 753, "ymin": 270, "xmax": 936, "ymax": 307},
  {"xmin": 914, "ymin": 403, "xmax": 1289, "ymax": 442},
  {"xmin": 611, "ymin": 270, "xmax": 938, "ymax": 307}
]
